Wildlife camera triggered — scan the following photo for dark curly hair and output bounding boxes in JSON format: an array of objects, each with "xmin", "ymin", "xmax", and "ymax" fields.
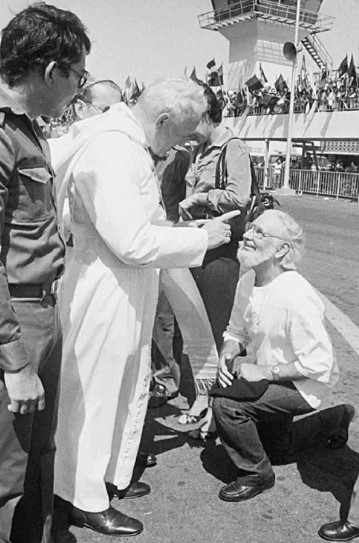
[
  {"xmin": 193, "ymin": 79, "xmax": 222, "ymax": 123},
  {"xmin": 0, "ymin": 2, "xmax": 91, "ymax": 87}
]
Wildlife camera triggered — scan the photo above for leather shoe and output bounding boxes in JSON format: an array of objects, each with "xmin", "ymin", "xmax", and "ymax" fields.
[
  {"xmin": 107, "ymin": 480, "xmax": 151, "ymax": 500},
  {"xmin": 219, "ymin": 474, "xmax": 275, "ymax": 502},
  {"xmin": 148, "ymin": 384, "xmax": 178, "ymax": 409},
  {"xmin": 70, "ymin": 505, "xmax": 143, "ymax": 536},
  {"xmin": 319, "ymin": 520, "xmax": 359, "ymax": 541},
  {"xmin": 136, "ymin": 450, "xmax": 157, "ymax": 468}
]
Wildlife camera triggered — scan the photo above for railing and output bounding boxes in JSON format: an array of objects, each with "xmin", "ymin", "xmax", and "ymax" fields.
[
  {"xmin": 224, "ymin": 97, "xmax": 359, "ymax": 118},
  {"xmin": 302, "ymin": 33, "xmax": 333, "ymax": 71},
  {"xmin": 199, "ymin": 0, "xmax": 334, "ymax": 32},
  {"xmin": 255, "ymin": 168, "xmax": 359, "ymax": 200}
]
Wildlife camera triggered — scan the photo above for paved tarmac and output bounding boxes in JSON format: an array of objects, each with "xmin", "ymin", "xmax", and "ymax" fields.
[{"xmin": 66, "ymin": 195, "xmax": 359, "ymax": 543}]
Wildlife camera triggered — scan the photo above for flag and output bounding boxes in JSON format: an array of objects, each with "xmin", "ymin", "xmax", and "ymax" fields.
[
  {"xmin": 124, "ymin": 75, "xmax": 132, "ymax": 103},
  {"xmin": 190, "ymin": 66, "xmax": 197, "ymax": 81},
  {"xmin": 218, "ymin": 64, "xmax": 224, "ymax": 85},
  {"xmin": 261, "ymin": 92, "xmax": 279, "ymax": 109},
  {"xmin": 298, "ymin": 56, "xmax": 308, "ymax": 91},
  {"xmin": 206, "ymin": 58, "xmax": 216, "ymax": 70},
  {"xmin": 236, "ymin": 85, "xmax": 244, "ymax": 105},
  {"xmin": 124, "ymin": 75, "xmax": 131, "ymax": 90},
  {"xmin": 274, "ymin": 74, "xmax": 287, "ymax": 92},
  {"xmin": 132, "ymin": 79, "xmax": 142, "ymax": 101},
  {"xmin": 337, "ymin": 55, "xmax": 348, "ymax": 77},
  {"xmin": 208, "ymin": 64, "xmax": 223, "ymax": 87},
  {"xmin": 235, "ymin": 85, "xmax": 247, "ymax": 113},
  {"xmin": 259, "ymin": 63, "xmax": 268, "ymax": 83},
  {"xmin": 348, "ymin": 54, "xmax": 357, "ymax": 86},
  {"xmin": 208, "ymin": 70, "xmax": 220, "ymax": 86},
  {"xmin": 245, "ymin": 75, "xmax": 263, "ymax": 92},
  {"xmin": 317, "ymin": 68, "xmax": 327, "ymax": 91}
]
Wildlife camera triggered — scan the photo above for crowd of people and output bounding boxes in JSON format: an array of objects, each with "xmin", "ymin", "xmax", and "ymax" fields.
[
  {"xmin": 0, "ymin": 4, "xmax": 358, "ymax": 543},
  {"xmin": 206, "ymin": 66, "xmax": 359, "ymax": 118}
]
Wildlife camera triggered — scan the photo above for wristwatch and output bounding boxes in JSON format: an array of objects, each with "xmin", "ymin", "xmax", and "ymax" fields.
[{"xmin": 271, "ymin": 366, "xmax": 280, "ymax": 381}]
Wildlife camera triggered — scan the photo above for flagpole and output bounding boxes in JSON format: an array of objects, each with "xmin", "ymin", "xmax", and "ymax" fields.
[{"xmin": 279, "ymin": 0, "xmax": 301, "ymax": 195}]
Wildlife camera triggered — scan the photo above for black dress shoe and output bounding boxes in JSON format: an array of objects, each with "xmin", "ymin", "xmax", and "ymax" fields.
[
  {"xmin": 136, "ymin": 450, "xmax": 157, "ymax": 468},
  {"xmin": 148, "ymin": 384, "xmax": 178, "ymax": 409},
  {"xmin": 70, "ymin": 505, "xmax": 143, "ymax": 536},
  {"xmin": 219, "ymin": 474, "xmax": 275, "ymax": 502},
  {"xmin": 107, "ymin": 480, "xmax": 151, "ymax": 500},
  {"xmin": 319, "ymin": 520, "xmax": 359, "ymax": 541}
]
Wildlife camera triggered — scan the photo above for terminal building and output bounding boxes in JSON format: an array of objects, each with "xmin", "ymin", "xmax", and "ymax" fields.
[{"xmin": 198, "ymin": 0, "xmax": 359, "ymax": 199}]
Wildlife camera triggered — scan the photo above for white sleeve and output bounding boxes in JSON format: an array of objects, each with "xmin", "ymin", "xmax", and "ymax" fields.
[
  {"xmin": 289, "ymin": 292, "xmax": 334, "ymax": 383},
  {"xmin": 223, "ymin": 272, "xmax": 254, "ymax": 346},
  {"xmin": 73, "ymin": 133, "xmax": 208, "ymax": 268}
]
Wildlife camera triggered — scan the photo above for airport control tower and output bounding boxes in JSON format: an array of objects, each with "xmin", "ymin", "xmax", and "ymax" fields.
[{"xmin": 199, "ymin": 0, "xmax": 335, "ymax": 87}]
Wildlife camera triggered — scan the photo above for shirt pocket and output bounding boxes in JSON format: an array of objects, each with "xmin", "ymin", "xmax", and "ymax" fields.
[{"xmin": 12, "ymin": 166, "xmax": 54, "ymax": 222}]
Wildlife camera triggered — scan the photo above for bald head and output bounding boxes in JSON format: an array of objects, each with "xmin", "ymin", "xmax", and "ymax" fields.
[
  {"xmin": 82, "ymin": 80, "xmax": 123, "ymax": 108},
  {"xmin": 73, "ymin": 79, "xmax": 123, "ymax": 120}
]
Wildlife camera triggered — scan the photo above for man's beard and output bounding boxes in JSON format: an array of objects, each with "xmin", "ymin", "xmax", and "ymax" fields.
[{"xmin": 237, "ymin": 242, "xmax": 276, "ymax": 269}]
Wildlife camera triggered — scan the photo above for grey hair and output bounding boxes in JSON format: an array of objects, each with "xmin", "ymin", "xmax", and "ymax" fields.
[
  {"xmin": 136, "ymin": 78, "xmax": 207, "ymax": 125},
  {"xmin": 261, "ymin": 209, "xmax": 305, "ymax": 270}
]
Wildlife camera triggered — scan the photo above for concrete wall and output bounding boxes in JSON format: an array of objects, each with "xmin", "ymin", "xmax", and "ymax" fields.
[{"xmin": 224, "ymin": 109, "xmax": 359, "ymax": 141}]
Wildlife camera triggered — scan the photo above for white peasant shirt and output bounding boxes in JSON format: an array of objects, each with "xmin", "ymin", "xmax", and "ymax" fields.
[{"xmin": 223, "ymin": 270, "xmax": 339, "ymax": 408}]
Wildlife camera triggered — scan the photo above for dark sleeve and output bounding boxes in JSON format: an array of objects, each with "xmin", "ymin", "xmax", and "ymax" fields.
[
  {"xmin": 0, "ymin": 128, "xmax": 30, "ymax": 371},
  {"xmin": 206, "ymin": 138, "xmax": 252, "ymax": 214},
  {"xmin": 161, "ymin": 149, "xmax": 190, "ymax": 223}
]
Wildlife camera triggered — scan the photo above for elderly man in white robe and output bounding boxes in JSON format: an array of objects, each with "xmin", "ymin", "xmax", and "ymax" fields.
[{"xmin": 51, "ymin": 78, "xmax": 237, "ymax": 538}]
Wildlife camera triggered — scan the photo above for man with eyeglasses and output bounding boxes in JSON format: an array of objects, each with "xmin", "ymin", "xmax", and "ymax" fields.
[
  {"xmin": 212, "ymin": 209, "xmax": 354, "ymax": 505},
  {"xmin": 0, "ymin": 4, "xmax": 90, "ymax": 543}
]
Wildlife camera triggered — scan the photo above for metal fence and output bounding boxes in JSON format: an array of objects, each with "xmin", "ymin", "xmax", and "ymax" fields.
[{"xmin": 255, "ymin": 168, "xmax": 359, "ymax": 200}]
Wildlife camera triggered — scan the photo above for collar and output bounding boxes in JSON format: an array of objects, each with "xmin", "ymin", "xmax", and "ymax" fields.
[
  {"xmin": 198, "ymin": 127, "xmax": 233, "ymax": 156},
  {"xmin": 0, "ymin": 83, "xmax": 29, "ymax": 116}
]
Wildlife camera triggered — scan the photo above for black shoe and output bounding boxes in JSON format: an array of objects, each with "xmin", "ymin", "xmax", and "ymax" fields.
[
  {"xmin": 136, "ymin": 450, "xmax": 157, "ymax": 468},
  {"xmin": 107, "ymin": 480, "xmax": 151, "ymax": 500},
  {"xmin": 70, "ymin": 505, "xmax": 143, "ymax": 536},
  {"xmin": 326, "ymin": 404, "xmax": 355, "ymax": 449},
  {"xmin": 148, "ymin": 384, "xmax": 178, "ymax": 409},
  {"xmin": 319, "ymin": 521, "xmax": 359, "ymax": 541},
  {"xmin": 219, "ymin": 474, "xmax": 275, "ymax": 502}
]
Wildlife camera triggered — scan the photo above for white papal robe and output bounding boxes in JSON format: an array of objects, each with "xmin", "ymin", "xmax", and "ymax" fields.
[{"xmin": 51, "ymin": 104, "xmax": 208, "ymax": 512}]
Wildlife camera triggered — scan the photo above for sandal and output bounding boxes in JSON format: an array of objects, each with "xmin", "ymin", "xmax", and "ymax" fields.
[
  {"xmin": 188, "ymin": 407, "xmax": 217, "ymax": 440},
  {"xmin": 188, "ymin": 428, "xmax": 217, "ymax": 441}
]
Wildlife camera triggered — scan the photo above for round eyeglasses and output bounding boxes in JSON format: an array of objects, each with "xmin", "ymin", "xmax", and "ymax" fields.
[
  {"xmin": 66, "ymin": 66, "xmax": 90, "ymax": 89},
  {"xmin": 245, "ymin": 222, "xmax": 289, "ymax": 243}
]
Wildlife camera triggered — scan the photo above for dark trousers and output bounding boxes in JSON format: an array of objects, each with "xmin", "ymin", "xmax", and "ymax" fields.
[
  {"xmin": 0, "ymin": 295, "xmax": 62, "ymax": 543},
  {"xmin": 190, "ymin": 246, "xmax": 239, "ymax": 352},
  {"xmin": 213, "ymin": 382, "xmax": 348, "ymax": 485}
]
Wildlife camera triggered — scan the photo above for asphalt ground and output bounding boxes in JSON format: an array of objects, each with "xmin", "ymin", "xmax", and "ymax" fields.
[{"xmin": 65, "ymin": 195, "xmax": 359, "ymax": 543}]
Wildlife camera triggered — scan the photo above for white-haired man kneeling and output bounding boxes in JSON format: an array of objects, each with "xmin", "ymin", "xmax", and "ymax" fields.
[{"xmin": 213, "ymin": 210, "xmax": 354, "ymax": 503}]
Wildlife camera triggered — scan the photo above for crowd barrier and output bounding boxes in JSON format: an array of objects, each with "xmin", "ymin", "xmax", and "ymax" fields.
[
  {"xmin": 225, "ymin": 97, "xmax": 359, "ymax": 118},
  {"xmin": 255, "ymin": 168, "xmax": 359, "ymax": 200}
]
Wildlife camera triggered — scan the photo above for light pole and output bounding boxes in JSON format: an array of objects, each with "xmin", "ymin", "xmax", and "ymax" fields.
[{"xmin": 277, "ymin": 0, "xmax": 301, "ymax": 195}]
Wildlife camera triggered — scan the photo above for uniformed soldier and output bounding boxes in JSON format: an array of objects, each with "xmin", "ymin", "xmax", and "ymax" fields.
[{"xmin": 0, "ymin": 5, "xmax": 91, "ymax": 542}]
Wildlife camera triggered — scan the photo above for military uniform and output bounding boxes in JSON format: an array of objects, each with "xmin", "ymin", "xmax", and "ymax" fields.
[{"xmin": 0, "ymin": 86, "xmax": 64, "ymax": 543}]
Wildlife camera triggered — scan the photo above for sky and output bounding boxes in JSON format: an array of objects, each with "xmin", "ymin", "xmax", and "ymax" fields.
[{"xmin": 0, "ymin": 0, "xmax": 359, "ymax": 89}]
